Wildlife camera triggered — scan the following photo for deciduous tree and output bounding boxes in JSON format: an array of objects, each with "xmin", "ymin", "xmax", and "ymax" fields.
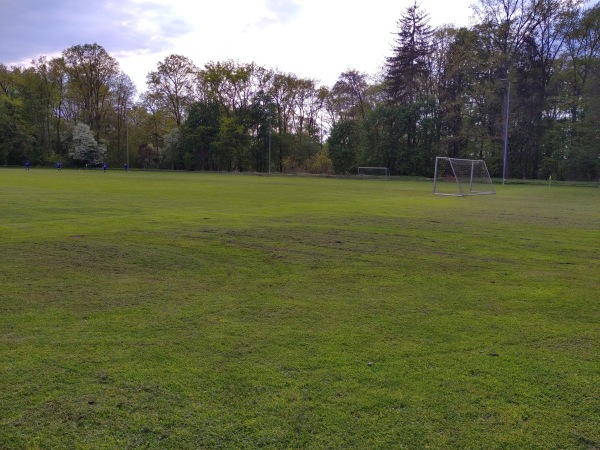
[
  {"xmin": 62, "ymin": 44, "xmax": 120, "ymax": 140},
  {"xmin": 69, "ymin": 122, "xmax": 106, "ymax": 165},
  {"xmin": 146, "ymin": 55, "xmax": 198, "ymax": 126}
]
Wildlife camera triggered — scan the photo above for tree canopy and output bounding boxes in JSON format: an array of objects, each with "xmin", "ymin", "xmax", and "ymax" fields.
[{"xmin": 1, "ymin": 0, "xmax": 598, "ymax": 181}]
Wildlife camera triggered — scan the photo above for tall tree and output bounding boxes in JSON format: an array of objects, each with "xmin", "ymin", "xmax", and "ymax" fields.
[
  {"xmin": 20, "ymin": 57, "xmax": 53, "ymax": 161},
  {"xmin": 108, "ymin": 72, "xmax": 136, "ymax": 164},
  {"xmin": 330, "ymin": 70, "xmax": 370, "ymax": 121},
  {"xmin": 268, "ymin": 73, "xmax": 299, "ymax": 171},
  {"xmin": 385, "ymin": 1, "xmax": 434, "ymax": 104},
  {"xmin": 471, "ymin": 0, "xmax": 552, "ymax": 177},
  {"xmin": 0, "ymin": 65, "xmax": 31, "ymax": 165},
  {"xmin": 561, "ymin": 1, "xmax": 600, "ymax": 123},
  {"xmin": 436, "ymin": 27, "xmax": 471, "ymax": 157},
  {"xmin": 557, "ymin": 2, "xmax": 600, "ymax": 179},
  {"xmin": 146, "ymin": 54, "xmax": 198, "ymax": 126},
  {"xmin": 47, "ymin": 57, "xmax": 68, "ymax": 157},
  {"xmin": 62, "ymin": 43, "xmax": 120, "ymax": 140},
  {"xmin": 327, "ymin": 119, "xmax": 360, "ymax": 174},
  {"xmin": 181, "ymin": 101, "xmax": 221, "ymax": 170},
  {"xmin": 199, "ymin": 60, "xmax": 267, "ymax": 116},
  {"xmin": 383, "ymin": 1, "xmax": 437, "ymax": 171},
  {"xmin": 472, "ymin": 0, "xmax": 547, "ymax": 74}
]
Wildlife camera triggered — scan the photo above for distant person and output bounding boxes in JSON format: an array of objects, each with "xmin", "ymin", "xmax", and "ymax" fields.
[
  {"xmin": 125, "ymin": 163, "xmax": 128, "ymax": 172},
  {"xmin": 57, "ymin": 162, "xmax": 62, "ymax": 171},
  {"xmin": 25, "ymin": 161, "xmax": 30, "ymax": 171},
  {"xmin": 103, "ymin": 163, "xmax": 107, "ymax": 172}
]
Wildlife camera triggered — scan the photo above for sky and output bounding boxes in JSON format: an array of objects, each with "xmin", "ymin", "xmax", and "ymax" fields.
[{"xmin": 0, "ymin": 0, "xmax": 476, "ymax": 92}]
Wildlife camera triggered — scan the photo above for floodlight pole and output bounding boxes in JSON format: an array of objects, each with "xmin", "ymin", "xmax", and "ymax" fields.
[
  {"xmin": 501, "ymin": 78, "xmax": 510, "ymax": 185},
  {"xmin": 126, "ymin": 100, "xmax": 129, "ymax": 171}
]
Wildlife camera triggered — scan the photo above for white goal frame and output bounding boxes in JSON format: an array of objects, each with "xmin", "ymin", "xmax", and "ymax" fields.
[
  {"xmin": 358, "ymin": 166, "xmax": 389, "ymax": 180},
  {"xmin": 433, "ymin": 157, "xmax": 495, "ymax": 196}
]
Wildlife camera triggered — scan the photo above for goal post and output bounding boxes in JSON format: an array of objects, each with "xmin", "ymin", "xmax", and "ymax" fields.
[
  {"xmin": 358, "ymin": 167, "xmax": 389, "ymax": 180},
  {"xmin": 433, "ymin": 157, "xmax": 495, "ymax": 196}
]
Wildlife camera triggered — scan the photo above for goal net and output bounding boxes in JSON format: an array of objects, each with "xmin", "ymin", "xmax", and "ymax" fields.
[
  {"xmin": 433, "ymin": 157, "xmax": 495, "ymax": 196},
  {"xmin": 358, "ymin": 167, "xmax": 389, "ymax": 180}
]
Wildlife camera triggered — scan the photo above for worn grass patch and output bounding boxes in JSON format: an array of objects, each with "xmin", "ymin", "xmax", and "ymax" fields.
[{"xmin": 1, "ymin": 169, "xmax": 599, "ymax": 448}]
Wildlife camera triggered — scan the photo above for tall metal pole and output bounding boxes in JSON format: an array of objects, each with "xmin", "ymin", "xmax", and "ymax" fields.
[
  {"xmin": 502, "ymin": 78, "xmax": 510, "ymax": 185},
  {"xmin": 126, "ymin": 100, "xmax": 129, "ymax": 171},
  {"xmin": 268, "ymin": 115, "xmax": 271, "ymax": 175}
]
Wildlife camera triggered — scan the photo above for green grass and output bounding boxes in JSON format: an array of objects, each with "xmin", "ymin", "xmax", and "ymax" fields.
[{"xmin": 1, "ymin": 168, "xmax": 599, "ymax": 449}]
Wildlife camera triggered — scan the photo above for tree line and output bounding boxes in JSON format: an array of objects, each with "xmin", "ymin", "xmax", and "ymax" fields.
[{"xmin": 1, "ymin": 0, "xmax": 598, "ymax": 180}]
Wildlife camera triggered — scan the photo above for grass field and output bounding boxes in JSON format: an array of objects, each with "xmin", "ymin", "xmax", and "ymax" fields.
[{"xmin": 1, "ymin": 168, "xmax": 599, "ymax": 449}]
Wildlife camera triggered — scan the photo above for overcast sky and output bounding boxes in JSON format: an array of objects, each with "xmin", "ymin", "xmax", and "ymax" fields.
[{"xmin": 1, "ymin": 0, "xmax": 476, "ymax": 91}]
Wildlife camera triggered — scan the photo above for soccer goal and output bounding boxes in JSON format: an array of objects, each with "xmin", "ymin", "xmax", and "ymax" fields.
[
  {"xmin": 358, "ymin": 167, "xmax": 389, "ymax": 180},
  {"xmin": 433, "ymin": 157, "xmax": 495, "ymax": 196}
]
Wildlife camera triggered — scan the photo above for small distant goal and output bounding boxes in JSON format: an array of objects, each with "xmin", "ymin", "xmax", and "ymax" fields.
[
  {"xmin": 433, "ymin": 157, "xmax": 495, "ymax": 196},
  {"xmin": 358, "ymin": 167, "xmax": 389, "ymax": 180}
]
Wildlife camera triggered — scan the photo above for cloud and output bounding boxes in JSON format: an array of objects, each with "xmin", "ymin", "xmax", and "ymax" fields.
[
  {"xmin": 253, "ymin": 0, "xmax": 301, "ymax": 28},
  {"xmin": 0, "ymin": 0, "xmax": 193, "ymax": 64},
  {"xmin": 265, "ymin": 0, "xmax": 300, "ymax": 23}
]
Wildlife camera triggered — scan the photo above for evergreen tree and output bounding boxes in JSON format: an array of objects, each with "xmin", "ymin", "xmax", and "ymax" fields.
[
  {"xmin": 382, "ymin": 2, "xmax": 437, "ymax": 172},
  {"xmin": 385, "ymin": 1, "xmax": 434, "ymax": 104}
]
